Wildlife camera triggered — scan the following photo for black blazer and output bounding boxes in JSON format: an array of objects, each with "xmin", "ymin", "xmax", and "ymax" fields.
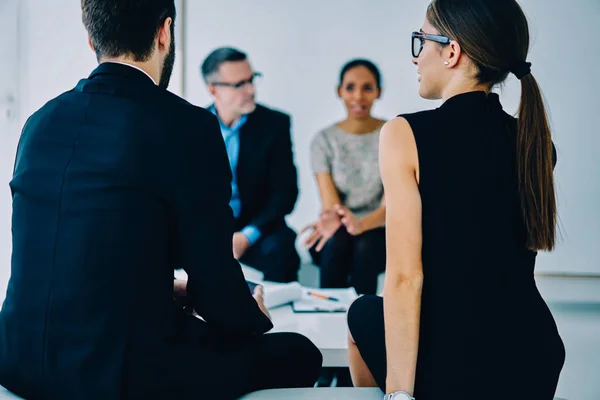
[
  {"xmin": 217, "ymin": 104, "xmax": 299, "ymax": 235},
  {"xmin": 0, "ymin": 63, "xmax": 272, "ymax": 399}
]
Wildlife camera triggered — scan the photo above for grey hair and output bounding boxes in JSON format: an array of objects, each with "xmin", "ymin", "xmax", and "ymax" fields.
[{"xmin": 200, "ymin": 47, "xmax": 247, "ymax": 83}]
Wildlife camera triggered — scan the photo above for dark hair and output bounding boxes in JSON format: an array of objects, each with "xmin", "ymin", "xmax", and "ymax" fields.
[
  {"xmin": 81, "ymin": 0, "xmax": 176, "ymax": 62},
  {"xmin": 339, "ymin": 59, "xmax": 382, "ymax": 90},
  {"xmin": 427, "ymin": 0, "xmax": 556, "ymax": 251},
  {"xmin": 201, "ymin": 47, "xmax": 248, "ymax": 83}
]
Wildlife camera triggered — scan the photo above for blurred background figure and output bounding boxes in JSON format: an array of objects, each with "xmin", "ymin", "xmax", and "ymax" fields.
[
  {"xmin": 201, "ymin": 47, "xmax": 301, "ymax": 283},
  {"xmin": 304, "ymin": 59, "xmax": 386, "ymax": 296}
]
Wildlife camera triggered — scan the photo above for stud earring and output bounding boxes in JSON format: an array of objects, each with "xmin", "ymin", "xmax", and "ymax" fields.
[{"xmin": 444, "ymin": 61, "xmax": 450, "ymax": 66}]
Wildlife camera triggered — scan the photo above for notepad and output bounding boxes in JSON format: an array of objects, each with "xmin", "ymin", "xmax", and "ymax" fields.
[
  {"xmin": 292, "ymin": 287, "xmax": 358, "ymax": 313},
  {"xmin": 255, "ymin": 281, "xmax": 358, "ymax": 312},
  {"xmin": 259, "ymin": 281, "xmax": 304, "ymax": 309}
]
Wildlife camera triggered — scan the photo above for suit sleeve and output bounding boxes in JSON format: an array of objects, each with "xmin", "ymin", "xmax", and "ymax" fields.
[
  {"xmin": 248, "ymin": 114, "xmax": 299, "ymax": 232},
  {"xmin": 12, "ymin": 116, "xmax": 32, "ymax": 175},
  {"xmin": 173, "ymin": 110, "xmax": 272, "ymax": 335}
]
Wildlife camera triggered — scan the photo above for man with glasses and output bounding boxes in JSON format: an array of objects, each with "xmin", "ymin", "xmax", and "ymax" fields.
[{"xmin": 201, "ymin": 47, "xmax": 300, "ymax": 283}]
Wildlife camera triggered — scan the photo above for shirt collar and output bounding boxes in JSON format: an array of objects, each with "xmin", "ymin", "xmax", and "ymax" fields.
[
  {"xmin": 107, "ymin": 61, "xmax": 158, "ymax": 86},
  {"xmin": 209, "ymin": 106, "xmax": 248, "ymax": 133}
]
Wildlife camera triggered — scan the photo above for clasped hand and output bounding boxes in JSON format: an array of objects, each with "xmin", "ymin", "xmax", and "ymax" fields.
[{"xmin": 301, "ymin": 204, "xmax": 363, "ymax": 251}]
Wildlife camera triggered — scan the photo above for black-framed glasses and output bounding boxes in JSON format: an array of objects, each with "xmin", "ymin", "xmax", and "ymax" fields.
[
  {"xmin": 211, "ymin": 72, "xmax": 263, "ymax": 89},
  {"xmin": 411, "ymin": 31, "xmax": 451, "ymax": 58}
]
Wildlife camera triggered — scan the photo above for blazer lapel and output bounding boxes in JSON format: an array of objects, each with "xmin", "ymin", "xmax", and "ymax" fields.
[{"xmin": 236, "ymin": 110, "xmax": 259, "ymax": 181}]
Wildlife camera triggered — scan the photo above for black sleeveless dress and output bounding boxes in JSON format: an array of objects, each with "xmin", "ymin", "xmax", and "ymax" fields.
[{"xmin": 347, "ymin": 91, "xmax": 565, "ymax": 400}]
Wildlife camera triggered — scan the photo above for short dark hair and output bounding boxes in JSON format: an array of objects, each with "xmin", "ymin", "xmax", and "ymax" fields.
[
  {"xmin": 81, "ymin": 0, "xmax": 176, "ymax": 62},
  {"xmin": 339, "ymin": 59, "xmax": 382, "ymax": 90},
  {"xmin": 201, "ymin": 47, "xmax": 247, "ymax": 83}
]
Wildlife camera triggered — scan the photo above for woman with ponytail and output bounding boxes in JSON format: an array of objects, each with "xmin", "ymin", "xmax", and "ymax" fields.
[{"xmin": 346, "ymin": 1, "xmax": 565, "ymax": 399}]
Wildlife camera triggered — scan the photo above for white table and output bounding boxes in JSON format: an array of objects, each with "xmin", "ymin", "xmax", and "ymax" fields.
[{"xmin": 270, "ymin": 304, "xmax": 349, "ymax": 367}]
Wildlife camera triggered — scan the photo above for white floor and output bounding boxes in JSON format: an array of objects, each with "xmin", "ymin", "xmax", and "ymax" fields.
[
  {"xmin": 548, "ymin": 301, "xmax": 600, "ymax": 400},
  {"xmin": 537, "ymin": 276, "xmax": 600, "ymax": 400}
]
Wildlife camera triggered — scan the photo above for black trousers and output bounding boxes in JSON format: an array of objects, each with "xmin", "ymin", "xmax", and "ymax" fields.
[
  {"xmin": 239, "ymin": 225, "xmax": 300, "ymax": 283},
  {"xmin": 310, "ymin": 227, "xmax": 386, "ymax": 295},
  {"xmin": 122, "ymin": 310, "xmax": 323, "ymax": 399}
]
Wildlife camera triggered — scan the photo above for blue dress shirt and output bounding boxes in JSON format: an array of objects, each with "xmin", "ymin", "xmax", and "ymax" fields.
[{"xmin": 210, "ymin": 106, "xmax": 261, "ymax": 245}]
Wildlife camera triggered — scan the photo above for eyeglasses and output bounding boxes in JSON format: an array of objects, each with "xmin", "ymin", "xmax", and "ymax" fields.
[
  {"xmin": 411, "ymin": 31, "xmax": 451, "ymax": 58},
  {"xmin": 210, "ymin": 72, "xmax": 263, "ymax": 89}
]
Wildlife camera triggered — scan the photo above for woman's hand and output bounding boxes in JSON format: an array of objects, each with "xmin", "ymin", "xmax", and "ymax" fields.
[
  {"xmin": 301, "ymin": 209, "xmax": 342, "ymax": 251},
  {"xmin": 334, "ymin": 204, "xmax": 364, "ymax": 236}
]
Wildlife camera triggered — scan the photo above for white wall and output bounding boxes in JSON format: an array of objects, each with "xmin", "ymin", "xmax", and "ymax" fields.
[
  {"xmin": 20, "ymin": 0, "xmax": 185, "ymax": 126},
  {"xmin": 19, "ymin": 1, "xmax": 96, "ymax": 127},
  {"xmin": 183, "ymin": 0, "xmax": 600, "ymax": 275},
  {"xmin": 0, "ymin": 0, "xmax": 23, "ymax": 303}
]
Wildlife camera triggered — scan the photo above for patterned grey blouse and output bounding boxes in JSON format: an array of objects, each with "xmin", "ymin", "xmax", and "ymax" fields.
[{"xmin": 310, "ymin": 124, "xmax": 384, "ymax": 218}]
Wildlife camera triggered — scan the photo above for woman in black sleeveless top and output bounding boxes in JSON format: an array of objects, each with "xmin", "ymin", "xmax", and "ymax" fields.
[{"xmin": 346, "ymin": 1, "xmax": 565, "ymax": 399}]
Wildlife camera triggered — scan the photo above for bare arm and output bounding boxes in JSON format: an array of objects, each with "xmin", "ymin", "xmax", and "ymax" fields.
[
  {"xmin": 300, "ymin": 173, "xmax": 343, "ymax": 251},
  {"xmin": 379, "ymin": 118, "xmax": 423, "ymax": 395},
  {"xmin": 315, "ymin": 172, "xmax": 342, "ymax": 211}
]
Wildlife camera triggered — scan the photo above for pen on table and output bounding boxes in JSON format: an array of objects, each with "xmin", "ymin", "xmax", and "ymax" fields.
[{"xmin": 307, "ymin": 291, "xmax": 340, "ymax": 302}]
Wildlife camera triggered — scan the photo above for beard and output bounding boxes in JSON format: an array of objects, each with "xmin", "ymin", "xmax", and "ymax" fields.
[
  {"xmin": 158, "ymin": 30, "xmax": 176, "ymax": 89},
  {"xmin": 240, "ymin": 98, "xmax": 257, "ymax": 114}
]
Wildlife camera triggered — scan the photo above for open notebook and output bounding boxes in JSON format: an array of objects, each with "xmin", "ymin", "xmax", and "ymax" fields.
[{"xmin": 250, "ymin": 280, "xmax": 359, "ymax": 313}]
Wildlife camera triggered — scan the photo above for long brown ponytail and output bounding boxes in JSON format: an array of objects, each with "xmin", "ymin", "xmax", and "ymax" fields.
[
  {"xmin": 517, "ymin": 73, "xmax": 556, "ymax": 250},
  {"xmin": 428, "ymin": 0, "xmax": 556, "ymax": 251}
]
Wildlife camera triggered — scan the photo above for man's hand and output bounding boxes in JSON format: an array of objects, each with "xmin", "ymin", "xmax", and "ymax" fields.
[
  {"xmin": 301, "ymin": 208, "xmax": 342, "ymax": 252},
  {"xmin": 232, "ymin": 232, "xmax": 251, "ymax": 260},
  {"xmin": 252, "ymin": 285, "xmax": 271, "ymax": 320},
  {"xmin": 173, "ymin": 279, "xmax": 187, "ymax": 297},
  {"xmin": 335, "ymin": 204, "xmax": 364, "ymax": 236}
]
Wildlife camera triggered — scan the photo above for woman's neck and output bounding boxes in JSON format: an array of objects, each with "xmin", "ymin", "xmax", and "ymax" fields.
[
  {"xmin": 337, "ymin": 116, "xmax": 383, "ymax": 134},
  {"xmin": 441, "ymin": 78, "xmax": 490, "ymax": 103}
]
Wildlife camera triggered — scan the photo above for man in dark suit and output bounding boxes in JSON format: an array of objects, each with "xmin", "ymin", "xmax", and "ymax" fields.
[
  {"xmin": 0, "ymin": 1, "xmax": 321, "ymax": 399},
  {"xmin": 200, "ymin": 48, "xmax": 301, "ymax": 283}
]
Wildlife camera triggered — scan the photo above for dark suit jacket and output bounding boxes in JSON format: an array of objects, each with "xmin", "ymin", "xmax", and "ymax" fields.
[
  {"xmin": 0, "ymin": 63, "xmax": 272, "ymax": 399},
  {"xmin": 218, "ymin": 104, "xmax": 299, "ymax": 235}
]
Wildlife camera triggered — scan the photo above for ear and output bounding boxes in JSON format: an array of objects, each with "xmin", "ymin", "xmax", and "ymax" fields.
[
  {"xmin": 445, "ymin": 40, "xmax": 462, "ymax": 68},
  {"xmin": 207, "ymin": 83, "xmax": 218, "ymax": 98},
  {"xmin": 157, "ymin": 17, "xmax": 172, "ymax": 53},
  {"xmin": 376, "ymin": 87, "xmax": 382, "ymax": 99},
  {"xmin": 337, "ymin": 85, "xmax": 342, "ymax": 98},
  {"xmin": 87, "ymin": 35, "xmax": 95, "ymax": 52}
]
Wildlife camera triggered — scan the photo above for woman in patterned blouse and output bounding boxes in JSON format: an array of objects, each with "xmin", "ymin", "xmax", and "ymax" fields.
[{"xmin": 303, "ymin": 59, "xmax": 387, "ymax": 295}]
